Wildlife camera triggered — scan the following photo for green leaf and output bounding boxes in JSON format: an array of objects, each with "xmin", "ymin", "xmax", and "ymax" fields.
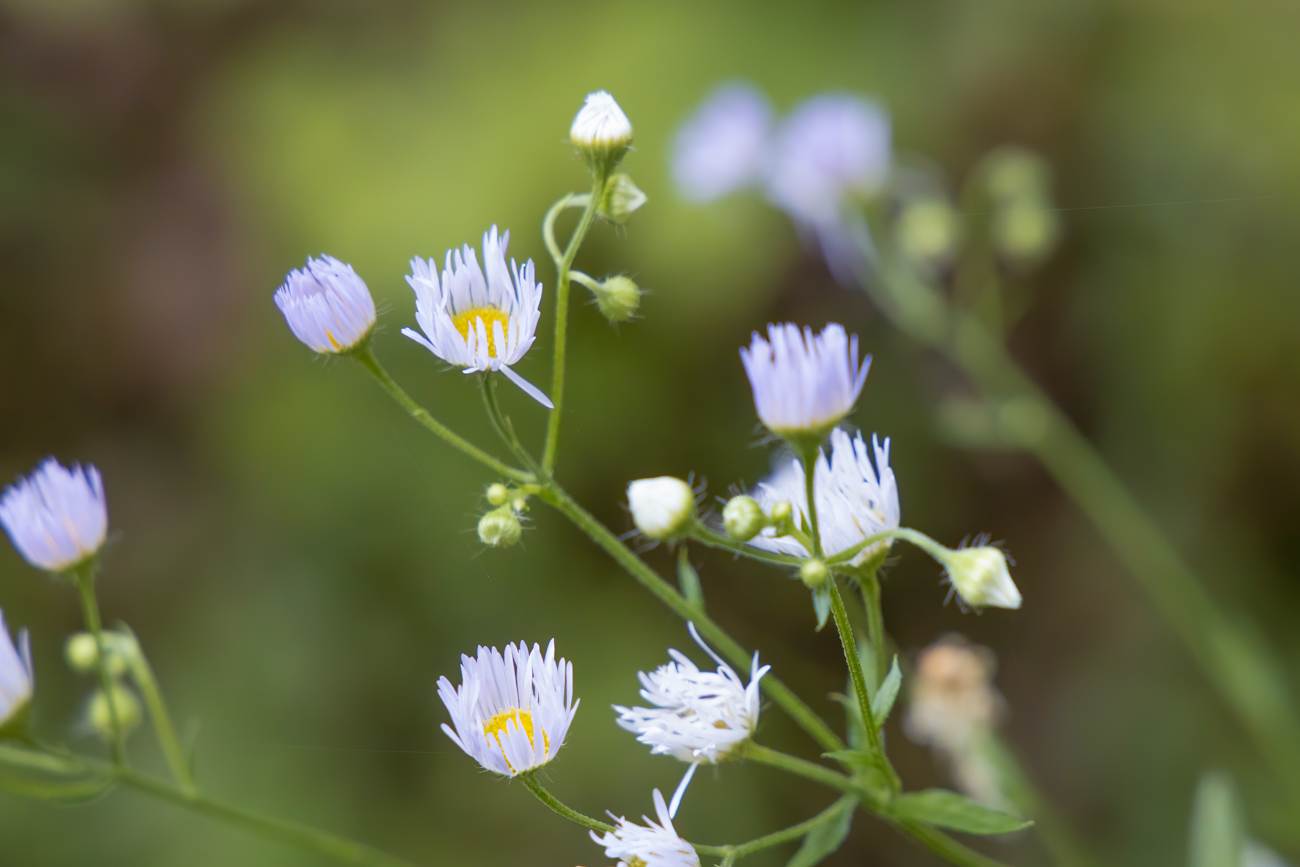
[
  {"xmin": 812, "ymin": 587, "xmax": 831, "ymax": 631},
  {"xmin": 871, "ymin": 656, "xmax": 902, "ymax": 724},
  {"xmin": 1189, "ymin": 771, "xmax": 1243, "ymax": 867},
  {"xmin": 893, "ymin": 790, "xmax": 1032, "ymax": 835},
  {"xmin": 787, "ymin": 799, "xmax": 854, "ymax": 867},
  {"xmin": 676, "ymin": 546, "xmax": 704, "ymax": 612},
  {"xmin": 0, "ymin": 771, "xmax": 112, "ymax": 802},
  {"xmin": 829, "ymin": 693, "xmax": 865, "ymax": 749},
  {"xmin": 856, "ymin": 636, "xmax": 879, "ymax": 696}
]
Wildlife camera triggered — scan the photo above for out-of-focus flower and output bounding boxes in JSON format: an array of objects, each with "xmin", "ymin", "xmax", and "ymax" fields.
[
  {"xmin": 897, "ymin": 197, "xmax": 962, "ymax": 267},
  {"xmin": 904, "ymin": 635, "xmax": 1009, "ymax": 809},
  {"xmin": 748, "ymin": 429, "xmax": 899, "ymax": 565},
  {"xmin": 0, "ymin": 610, "xmax": 33, "ymax": 734},
  {"xmin": 0, "ymin": 458, "xmax": 108, "ymax": 573},
  {"xmin": 89, "ymin": 682, "xmax": 142, "ymax": 740},
  {"xmin": 765, "ymin": 94, "xmax": 891, "ymax": 225},
  {"xmin": 402, "ymin": 226, "xmax": 551, "ymax": 407},
  {"xmin": 571, "ymin": 90, "xmax": 633, "ymax": 171},
  {"xmin": 672, "ymin": 83, "xmax": 773, "ymax": 203},
  {"xmin": 614, "ymin": 623, "xmax": 769, "ymax": 816},
  {"xmin": 627, "ymin": 477, "xmax": 697, "ymax": 541},
  {"xmin": 591, "ymin": 788, "xmax": 701, "ymax": 867},
  {"xmin": 437, "ymin": 639, "xmax": 576, "ymax": 777},
  {"xmin": 274, "ymin": 255, "xmax": 377, "ymax": 354},
  {"xmin": 938, "ymin": 544, "xmax": 1021, "ymax": 610},
  {"xmin": 740, "ymin": 323, "xmax": 870, "ymax": 440}
]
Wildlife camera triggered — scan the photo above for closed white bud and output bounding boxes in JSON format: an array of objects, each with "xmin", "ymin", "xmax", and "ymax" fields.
[
  {"xmin": 723, "ymin": 496, "xmax": 766, "ymax": 542},
  {"xmin": 570, "ymin": 90, "xmax": 633, "ymax": 173},
  {"xmin": 799, "ymin": 558, "xmax": 829, "ymax": 589},
  {"xmin": 599, "ymin": 173, "xmax": 648, "ymax": 224},
  {"xmin": 593, "ymin": 276, "xmax": 642, "ymax": 324},
  {"xmin": 940, "ymin": 546, "xmax": 1021, "ymax": 609},
  {"xmin": 627, "ymin": 477, "xmax": 697, "ymax": 541},
  {"xmin": 89, "ymin": 683, "xmax": 142, "ymax": 740},
  {"xmin": 478, "ymin": 508, "xmax": 522, "ymax": 548}
]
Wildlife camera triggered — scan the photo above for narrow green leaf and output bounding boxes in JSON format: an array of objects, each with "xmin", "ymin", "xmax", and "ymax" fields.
[
  {"xmin": 676, "ymin": 546, "xmax": 704, "ymax": 612},
  {"xmin": 871, "ymin": 656, "xmax": 902, "ymax": 724},
  {"xmin": 0, "ymin": 744, "xmax": 86, "ymax": 776},
  {"xmin": 813, "ymin": 587, "xmax": 831, "ymax": 631},
  {"xmin": 856, "ymin": 636, "xmax": 879, "ymax": 696},
  {"xmin": 1189, "ymin": 771, "xmax": 1243, "ymax": 867},
  {"xmin": 893, "ymin": 789, "xmax": 1032, "ymax": 835},
  {"xmin": 0, "ymin": 772, "xmax": 112, "ymax": 802},
  {"xmin": 787, "ymin": 798, "xmax": 854, "ymax": 867},
  {"xmin": 830, "ymin": 693, "xmax": 865, "ymax": 749}
]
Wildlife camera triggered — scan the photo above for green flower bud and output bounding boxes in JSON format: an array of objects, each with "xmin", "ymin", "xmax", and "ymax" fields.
[
  {"xmin": 938, "ymin": 545, "xmax": 1021, "ymax": 609},
  {"xmin": 89, "ymin": 683, "xmax": 142, "ymax": 741},
  {"xmin": 486, "ymin": 483, "xmax": 509, "ymax": 506},
  {"xmin": 65, "ymin": 632, "xmax": 128, "ymax": 677},
  {"xmin": 898, "ymin": 198, "xmax": 961, "ymax": 266},
  {"xmin": 593, "ymin": 276, "xmax": 642, "ymax": 324},
  {"xmin": 992, "ymin": 200, "xmax": 1059, "ymax": 264},
  {"xmin": 770, "ymin": 501, "xmax": 794, "ymax": 530},
  {"xmin": 799, "ymin": 559, "xmax": 830, "ymax": 589},
  {"xmin": 983, "ymin": 147, "xmax": 1052, "ymax": 205},
  {"xmin": 599, "ymin": 173, "xmax": 648, "ymax": 225},
  {"xmin": 478, "ymin": 508, "xmax": 522, "ymax": 548},
  {"xmin": 723, "ymin": 495, "xmax": 766, "ymax": 542}
]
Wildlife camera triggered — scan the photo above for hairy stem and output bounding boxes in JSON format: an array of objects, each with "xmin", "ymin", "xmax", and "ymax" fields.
[
  {"xmin": 353, "ymin": 345, "xmax": 533, "ymax": 483},
  {"xmin": 520, "ymin": 775, "xmax": 614, "ymax": 834},
  {"xmin": 827, "ymin": 581, "xmax": 891, "ymax": 781}
]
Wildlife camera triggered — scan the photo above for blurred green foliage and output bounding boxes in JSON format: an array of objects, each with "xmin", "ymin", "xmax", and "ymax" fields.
[{"xmin": 1, "ymin": 0, "xmax": 1299, "ymax": 864}]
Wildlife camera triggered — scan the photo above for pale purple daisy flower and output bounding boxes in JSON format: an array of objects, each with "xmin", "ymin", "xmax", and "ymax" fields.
[
  {"xmin": 0, "ymin": 458, "xmax": 108, "ymax": 573},
  {"xmin": 672, "ymin": 83, "xmax": 773, "ymax": 203}
]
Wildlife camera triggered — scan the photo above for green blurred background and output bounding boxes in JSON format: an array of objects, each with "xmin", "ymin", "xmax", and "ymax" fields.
[{"xmin": 2, "ymin": 0, "xmax": 1299, "ymax": 864}]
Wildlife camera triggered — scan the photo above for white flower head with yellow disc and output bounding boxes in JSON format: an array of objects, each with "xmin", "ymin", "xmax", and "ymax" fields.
[
  {"xmin": 437, "ymin": 639, "xmax": 576, "ymax": 777},
  {"xmin": 402, "ymin": 226, "xmax": 552, "ymax": 407}
]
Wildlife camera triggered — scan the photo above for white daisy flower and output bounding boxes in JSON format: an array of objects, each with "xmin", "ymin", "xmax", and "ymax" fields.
[
  {"xmin": 672, "ymin": 83, "xmax": 772, "ymax": 203},
  {"xmin": 627, "ymin": 477, "xmax": 697, "ymax": 541},
  {"xmin": 765, "ymin": 94, "xmax": 891, "ymax": 226},
  {"xmin": 748, "ymin": 428, "xmax": 900, "ymax": 564},
  {"xmin": 613, "ymin": 623, "xmax": 769, "ymax": 817},
  {"xmin": 0, "ymin": 609, "xmax": 34, "ymax": 732},
  {"xmin": 0, "ymin": 458, "xmax": 108, "ymax": 573},
  {"xmin": 591, "ymin": 788, "xmax": 701, "ymax": 867},
  {"xmin": 740, "ymin": 323, "xmax": 870, "ymax": 438},
  {"xmin": 571, "ymin": 90, "xmax": 634, "ymax": 155},
  {"xmin": 401, "ymin": 226, "xmax": 552, "ymax": 408},
  {"xmin": 274, "ymin": 255, "xmax": 377, "ymax": 354},
  {"xmin": 437, "ymin": 639, "xmax": 576, "ymax": 777}
]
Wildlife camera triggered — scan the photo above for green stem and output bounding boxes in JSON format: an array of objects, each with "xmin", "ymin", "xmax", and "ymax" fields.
[
  {"xmin": 825, "ymin": 526, "xmax": 945, "ymax": 567},
  {"xmin": 115, "ymin": 768, "xmax": 418, "ymax": 867},
  {"xmin": 743, "ymin": 743, "xmax": 858, "ymax": 796},
  {"xmin": 799, "ymin": 445, "xmax": 824, "ymax": 558},
  {"xmin": 353, "ymin": 345, "xmax": 533, "ymax": 483},
  {"xmin": 542, "ymin": 177, "xmax": 605, "ymax": 474},
  {"xmin": 481, "ymin": 375, "xmax": 539, "ymax": 474},
  {"xmin": 541, "ymin": 482, "xmax": 844, "ymax": 753},
  {"xmin": 712, "ymin": 795, "xmax": 859, "ymax": 862},
  {"xmin": 689, "ymin": 525, "xmax": 805, "ymax": 568},
  {"xmin": 866, "ymin": 241, "xmax": 1300, "ymax": 804},
  {"xmin": 859, "ymin": 570, "xmax": 888, "ymax": 687},
  {"xmin": 72, "ymin": 565, "xmax": 126, "ymax": 766},
  {"xmin": 826, "ymin": 581, "xmax": 891, "ymax": 783},
  {"xmin": 121, "ymin": 629, "xmax": 194, "ymax": 793},
  {"xmin": 898, "ymin": 819, "xmax": 1013, "ymax": 867},
  {"xmin": 520, "ymin": 775, "xmax": 613, "ymax": 834}
]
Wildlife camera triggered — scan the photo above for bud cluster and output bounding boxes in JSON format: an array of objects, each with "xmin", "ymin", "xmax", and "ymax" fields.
[
  {"xmin": 65, "ymin": 630, "xmax": 144, "ymax": 740},
  {"xmin": 478, "ymin": 483, "xmax": 534, "ymax": 548},
  {"xmin": 981, "ymin": 147, "xmax": 1059, "ymax": 267}
]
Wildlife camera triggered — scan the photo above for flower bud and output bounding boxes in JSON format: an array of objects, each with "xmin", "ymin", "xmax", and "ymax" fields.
[
  {"xmin": 799, "ymin": 558, "xmax": 829, "ymax": 589},
  {"xmin": 486, "ymin": 483, "xmax": 509, "ymax": 506},
  {"xmin": 770, "ymin": 500, "xmax": 793, "ymax": 528},
  {"xmin": 598, "ymin": 173, "xmax": 647, "ymax": 224},
  {"xmin": 570, "ymin": 90, "xmax": 633, "ymax": 175},
  {"xmin": 627, "ymin": 477, "xmax": 696, "ymax": 541},
  {"xmin": 983, "ymin": 148, "xmax": 1052, "ymax": 205},
  {"xmin": 898, "ymin": 198, "xmax": 961, "ymax": 266},
  {"xmin": 65, "ymin": 632, "xmax": 129, "ymax": 676},
  {"xmin": 991, "ymin": 200, "xmax": 1059, "ymax": 264},
  {"xmin": 478, "ymin": 507, "xmax": 522, "ymax": 548},
  {"xmin": 723, "ymin": 495, "xmax": 766, "ymax": 542},
  {"xmin": 89, "ymin": 683, "xmax": 142, "ymax": 740},
  {"xmin": 592, "ymin": 276, "xmax": 642, "ymax": 324},
  {"xmin": 939, "ymin": 546, "xmax": 1021, "ymax": 609}
]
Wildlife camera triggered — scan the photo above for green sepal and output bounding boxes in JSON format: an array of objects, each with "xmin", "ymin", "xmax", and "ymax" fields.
[
  {"xmin": 871, "ymin": 656, "xmax": 902, "ymax": 724},
  {"xmin": 677, "ymin": 546, "xmax": 704, "ymax": 613},
  {"xmin": 812, "ymin": 587, "xmax": 832, "ymax": 631},
  {"xmin": 891, "ymin": 789, "xmax": 1032, "ymax": 835},
  {"xmin": 1189, "ymin": 771, "xmax": 1243, "ymax": 867},
  {"xmin": 787, "ymin": 798, "xmax": 854, "ymax": 867}
]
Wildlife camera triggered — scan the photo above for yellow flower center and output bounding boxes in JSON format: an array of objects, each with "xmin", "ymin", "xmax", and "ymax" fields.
[
  {"xmin": 452, "ymin": 307, "xmax": 511, "ymax": 357},
  {"xmin": 482, "ymin": 707, "xmax": 548, "ymax": 772}
]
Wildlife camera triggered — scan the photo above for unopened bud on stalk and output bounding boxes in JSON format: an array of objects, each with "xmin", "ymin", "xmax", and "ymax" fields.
[
  {"xmin": 599, "ymin": 173, "xmax": 647, "ymax": 224},
  {"xmin": 486, "ymin": 483, "xmax": 509, "ymax": 506},
  {"xmin": 89, "ymin": 683, "xmax": 142, "ymax": 740},
  {"xmin": 627, "ymin": 477, "xmax": 696, "ymax": 541},
  {"xmin": 593, "ymin": 276, "xmax": 642, "ymax": 323},
  {"xmin": 898, "ymin": 198, "xmax": 961, "ymax": 266},
  {"xmin": 992, "ymin": 200, "xmax": 1059, "ymax": 264},
  {"xmin": 983, "ymin": 148, "xmax": 1052, "ymax": 205},
  {"xmin": 65, "ymin": 632, "xmax": 128, "ymax": 676},
  {"xmin": 723, "ymin": 495, "xmax": 767, "ymax": 542},
  {"xmin": 570, "ymin": 90, "xmax": 633, "ymax": 175},
  {"xmin": 938, "ymin": 545, "xmax": 1021, "ymax": 609},
  {"xmin": 478, "ymin": 507, "xmax": 522, "ymax": 548},
  {"xmin": 799, "ymin": 558, "xmax": 829, "ymax": 589},
  {"xmin": 770, "ymin": 500, "xmax": 793, "ymax": 530}
]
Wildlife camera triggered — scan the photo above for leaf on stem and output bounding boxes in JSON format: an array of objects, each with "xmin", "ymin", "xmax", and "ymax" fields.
[
  {"xmin": 677, "ymin": 546, "xmax": 705, "ymax": 612},
  {"xmin": 787, "ymin": 801, "xmax": 854, "ymax": 867},
  {"xmin": 871, "ymin": 656, "xmax": 902, "ymax": 724},
  {"xmin": 813, "ymin": 587, "xmax": 832, "ymax": 631},
  {"xmin": 892, "ymin": 790, "xmax": 1031, "ymax": 835}
]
